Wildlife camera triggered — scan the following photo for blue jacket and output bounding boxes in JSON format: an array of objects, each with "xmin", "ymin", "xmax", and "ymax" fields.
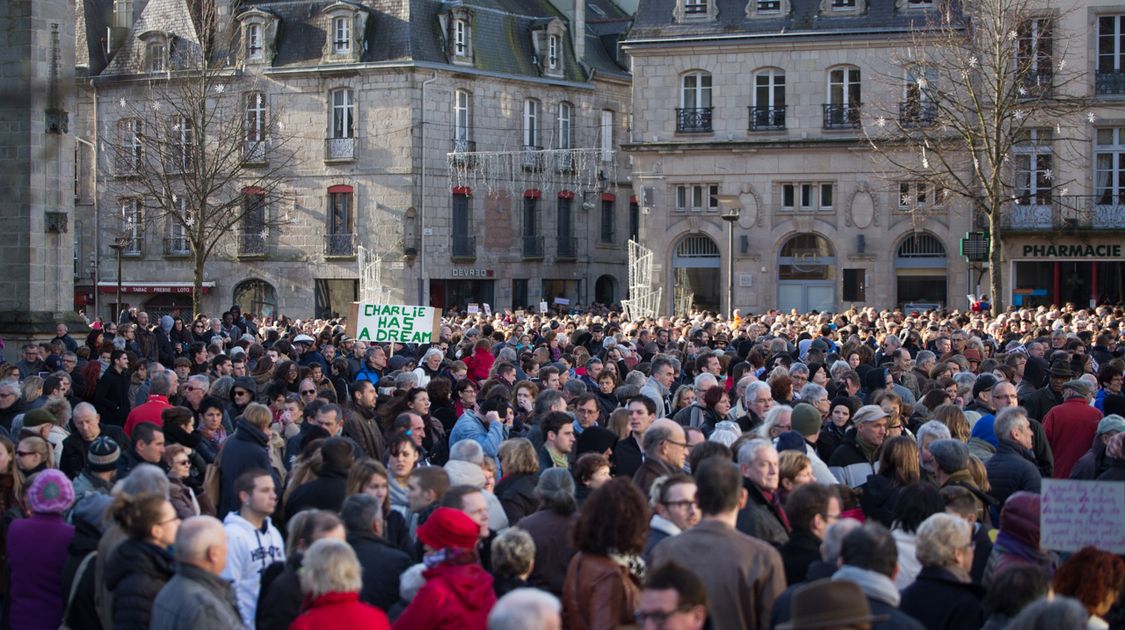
[{"xmin": 448, "ymin": 409, "xmax": 506, "ymax": 472}]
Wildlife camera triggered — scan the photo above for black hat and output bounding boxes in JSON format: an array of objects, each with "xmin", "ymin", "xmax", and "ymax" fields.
[
  {"xmin": 972, "ymin": 373, "xmax": 998, "ymax": 399},
  {"xmin": 575, "ymin": 426, "xmax": 618, "ymax": 457},
  {"xmin": 1047, "ymin": 359, "xmax": 1075, "ymax": 378},
  {"xmin": 87, "ymin": 436, "xmax": 121, "ymax": 473}
]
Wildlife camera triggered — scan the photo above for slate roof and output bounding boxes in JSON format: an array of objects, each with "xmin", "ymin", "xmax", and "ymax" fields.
[{"xmin": 627, "ymin": 0, "xmax": 948, "ymax": 42}]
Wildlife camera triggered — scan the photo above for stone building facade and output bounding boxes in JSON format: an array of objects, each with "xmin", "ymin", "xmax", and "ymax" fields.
[{"xmin": 74, "ymin": 0, "xmax": 633, "ymax": 320}]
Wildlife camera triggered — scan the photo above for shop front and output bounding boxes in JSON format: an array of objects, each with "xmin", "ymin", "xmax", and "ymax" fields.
[
  {"xmin": 1009, "ymin": 241, "xmax": 1125, "ymax": 307},
  {"xmin": 430, "ymin": 267, "xmax": 496, "ymax": 312}
]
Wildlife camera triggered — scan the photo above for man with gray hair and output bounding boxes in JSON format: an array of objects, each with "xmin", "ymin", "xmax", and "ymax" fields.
[
  {"xmin": 1043, "ymin": 379, "xmax": 1103, "ymax": 479},
  {"xmin": 150, "ymin": 516, "xmax": 244, "ymax": 630},
  {"xmin": 735, "ymin": 439, "xmax": 789, "ymax": 546},
  {"xmin": 634, "ymin": 419, "xmax": 689, "ymax": 496},
  {"xmin": 488, "ymin": 588, "xmax": 561, "ymax": 630},
  {"xmin": 639, "ymin": 356, "xmax": 676, "ymax": 418},
  {"xmin": 744, "ymin": 381, "xmax": 774, "ymax": 427},
  {"xmin": 341, "ymin": 494, "xmax": 412, "ymax": 611},
  {"xmin": 915, "ymin": 420, "xmax": 951, "ymax": 478},
  {"xmin": 913, "ymin": 350, "xmax": 936, "ymax": 393},
  {"xmin": 672, "ymin": 372, "xmax": 719, "ymax": 429},
  {"xmin": 985, "ymin": 407, "xmax": 1041, "ymax": 523},
  {"xmin": 124, "ymin": 368, "xmax": 178, "ymax": 437},
  {"xmin": 444, "ymin": 439, "xmax": 510, "ymax": 532}
]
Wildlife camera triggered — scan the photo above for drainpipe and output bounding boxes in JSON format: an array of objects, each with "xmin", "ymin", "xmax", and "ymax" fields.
[
  {"xmin": 87, "ymin": 80, "xmax": 100, "ymax": 320},
  {"xmin": 419, "ymin": 71, "xmax": 438, "ymax": 306}
]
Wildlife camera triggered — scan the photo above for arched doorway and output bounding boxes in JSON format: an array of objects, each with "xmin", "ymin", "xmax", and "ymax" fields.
[
  {"xmin": 233, "ymin": 278, "xmax": 278, "ymax": 319},
  {"xmin": 672, "ymin": 234, "xmax": 720, "ymax": 313},
  {"xmin": 778, "ymin": 233, "xmax": 836, "ymax": 312},
  {"xmin": 895, "ymin": 232, "xmax": 948, "ymax": 309},
  {"xmin": 594, "ymin": 275, "xmax": 617, "ymax": 305}
]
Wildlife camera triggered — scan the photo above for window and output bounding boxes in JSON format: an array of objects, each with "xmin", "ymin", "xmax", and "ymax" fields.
[
  {"xmin": 558, "ymin": 195, "xmax": 574, "ymax": 256},
  {"xmin": 168, "ymin": 116, "xmax": 193, "ymax": 172},
  {"xmin": 331, "ymin": 89, "xmax": 354, "ymax": 139},
  {"xmin": 832, "ymin": 0, "xmax": 856, "ymax": 8},
  {"xmin": 780, "ymin": 182, "xmax": 834, "ymax": 211},
  {"xmin": 167, "ymin": 197, "xmax": 189, "ymax": 254},
  {"xmin": 119, "ymin": 118, "xmax": 143, "ymax": 173},
  {"xmin": 843, "ymin": 269, "xmax": 866, "ymax": 302},
  {"xmin": 678, "ymin": 72, "xmax": 713, "ymax": 133},
  {"xmin": 600, "ymin": 110, "xmax": 614, "ymax": 162},
  {"xmin": 898, "ymin": 181, "xmax": 946, "ymax": 209},
  {"xmin": 121, "ymin": 199, "xmax": 142, "ymax": 254},
  {"xmin": 1098, "ymin": 16, "xmax": 1125, "ymax": 94},
  {"xmin": 557, "ymin": 102, "xmax": 572, "ymax": 150},
  {"xmin": 757, "ymin": 0, "xmax": 781, "ymax": 12},
  {"xmin": 675, "ymin": 184, "xmax": 719, "ymax": 212},
  {"xmin": 328, "ymin": 189, "xmax": 353, "ymax": 235},
  {"xmin": 245, "ymin": 92, "xmax": 266, "ymax": 142},
  {"xmin": 454, "ymin": 90, "xmax": 472, "ymax": 149},
  {"xmin": 246, "ymin": 23, "xmax": 263, "ymax": 60},
  {"xmin": 628, "ymin": 200, "xmax": 640, "ymax": 242},
  {"xmin": 752, "ymin": 69, "xmax": 786, "ymax": 130},
  {"xmin": 454, "ymin": 19, "xmax": 467, "ymax": 56},
  {"xmin": 452, "ymin": 192, "xmax": 473, "ymax": 258},
  {"xmin": 333, "ymin": 17, "xmax": 351, "ymax": 54},
  {"xmin": 826, "ymin": 66, "xmax": 861, "ymax": 128},
  {"xmin": 146, "ymin": 41, "xmax": 166, "ymax": 72},
  {"xmin": 1095, "ymin": 128, "xmax": 1125, "ymax": 204},
  {"xmin": 523, "ymin": 196, "xmax": 538, "ymax": 236},
  {"xmin": 684, "ymin": 0, "xmax": 707, "ymax": 14},
  {"xmin": 600, "ymin": 197, "xmax": 615, "ymax": 243},
  {"xmin": 1017, "ymin": 18, "xmax": 1053, "ymax": 90},
  {"xmin": 1014, "ymin": 129, "xmax": 1052, "ymax": 205},
  {"xmin": 523, "ymin": 98, "xmax": 540, "ymax": 148},
  {"xmin": 240, "ymin": 190, "xmax": 267, "ymax": 255},
  {"xmin": 902, "ymin": 67, "xmax": 937, "ymax": 125},
  {"xmin": 906, "ymin": 0, "xmax": 932, "ymax": 6},
  {"xmin": 547, "ymin": 34, "xmax": 559, "ymax": 70}
]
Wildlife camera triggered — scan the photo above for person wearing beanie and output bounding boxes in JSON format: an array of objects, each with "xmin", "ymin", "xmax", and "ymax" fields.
[
  {"xmin": 71, "ymin": 435, "xmax": 121, "ymax": 501},
  {"xmin": 574, "ymin": 425, "xmax": 618, "ymax": 458},
  {"xmin": 6, "ymin": 470, "xmax": 77, "ymax": 629},
  {"xmin": 1097, "ymin": 431, "xmax": 1125, "ymax": 482},
  {"xmin": 1070, "ymin": 414, "xmax": 1125, "ymax": 480},
  {"xmin": 817, "ymin": 395, "xmax": 861, "ymax": 463},
  {"xmin": 60, "ymin": 402, "xmax": 131, "ymax": 479},
  {"xmin": 789, "ymin": 403, "xmax": 836, "ymax": 485},
  {"xmin": 393, "ymin": 507, "xmax": 497, "ymax": 629},
  {"xmin": 983, "ymin": 492, "xmax": 1058, "ymax": 589}
]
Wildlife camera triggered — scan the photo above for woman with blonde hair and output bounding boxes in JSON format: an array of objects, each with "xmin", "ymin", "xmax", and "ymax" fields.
[
  {"xmin": 495, "ymin": 438, "xmax": 540, "ymax": 524},
  {"xmin": 345, "ymin": 458, "xmax": 408, "ymax": 550},
  {"xmin": 291, "ymin": 538, "xmax": 390, "ymax": 629},
  {"xmin": 933, "ymin": 404, "xmax": 971, "ymax": 442},
  {"xmin": 778, "ymin": 450, "xmax": 813, "ymax": 505},
  {"xmin": 899, "ymin": 513, "xmax": 985, "ymax": 628}
]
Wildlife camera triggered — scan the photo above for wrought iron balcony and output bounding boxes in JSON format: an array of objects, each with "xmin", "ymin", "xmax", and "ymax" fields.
[
  {"xmin": 162, "ymin": 237, "xmax": 191, "ymax": 256},
  {"xmin": 451, "ymin": 234, "xmax": 476, "ymax": 260},
  {"xmin": 522, "ymin": 235, "xmax": 544, "ymax": 259},
  {"xmin": 243, "ymin": 139, "xmax": 268, "ymax": 164},
  {"xmin": 1001, "ymin": 195, "xmax": 1125, "ymax": 231},
  {"xmin": 555, "ymin": 152, "xmax": 575, "ymax": 173},
  {"xmin": 450, "ymin": 138, "xmax": 477, "ymax": 166},
  {"xmin": 748, "ymin": 105, "xmax": 786, "ymax": 131},
  {"xmin": 823, "ymin": 103, "xmax": 861, "ymax": 129},
  {"xmin": 522, "ymin": 145, "xmax": 544, "ymax": 171},
  {"xmin": 325, "ymin": 137, "xmax": 355, "ymax": 162},
  {"xmin": 324, "ymin": 232, "xmax": 357, "ymax": 257},
  {"xmin": 676, "ymin": 107, "xmax": 713, "ymax": 133},
  {"xmin": 556, "ymin": 237, "xmax": 578, "ymax": 260},
  {"xmin": 237, "ymin": 231, "xmax": 267, "ymax": 257},
  {"xmin": 1096, "ymin": 71, "xmax": 1125, "ymax": 96},
  {"xmin": 899, "ymin": 101, "xmax": 937, "ymax": 127}
]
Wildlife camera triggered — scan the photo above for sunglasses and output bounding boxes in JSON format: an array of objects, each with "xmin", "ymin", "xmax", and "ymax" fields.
[
  {"xmin": 301, "ymin": 389, "xmax": 316, "ymax": 395},
  {"xmin": 15, "ymin": 451, "xmax": 38, "ymax": 457},
  {"xmin": 233, "ymin": 390, "xmax": 250, "ymax": 397}
]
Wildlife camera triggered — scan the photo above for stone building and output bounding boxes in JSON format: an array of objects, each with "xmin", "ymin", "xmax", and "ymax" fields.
[
  {"xmin": 74, "ymin": 0, "xmax": 633, "ymax": 320},
  {"xmin": 623, "ymin": 0, "xmax": 1125, "ymax": 314}
]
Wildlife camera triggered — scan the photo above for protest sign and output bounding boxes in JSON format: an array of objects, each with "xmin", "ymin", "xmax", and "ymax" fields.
[
  {"xmin": 554, "ymin": 297, "xmax": 570, "ymax": 305},
  {"xmin": 346, "ymin": 303, "xmax": 442, "ymax": 344},
  {"xmin": 1041, "ymin": 479, "xmax": 1125, "ymax": 554},
  {"xmin": 467, "ymin": 303, "xmax": 480, "ymax": 314},
  {"xmin": 483, "ymin": 303, "xmax": 492, "ymax": 316},
  {"xmin": 538, "ymin": 301, "xmax": 548, "ymax": 313}
]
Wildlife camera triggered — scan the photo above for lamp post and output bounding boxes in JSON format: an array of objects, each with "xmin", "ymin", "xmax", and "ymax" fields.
[
  {"xmin": 715, "ymin": 195, "xmax": 742, "ymax": 319},
  {"xmin": 108, "ymin": 237, "xmax": 127, "ymax": 322}
]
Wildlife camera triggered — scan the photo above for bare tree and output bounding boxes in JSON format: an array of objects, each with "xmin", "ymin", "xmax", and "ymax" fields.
[
  {"xmin": 102, "ymin": 1, "xmax": 297, "ymax": 315},
  {"xmin": 865, "ymin": 0, "xmax": 1090, "ymax": 314}
]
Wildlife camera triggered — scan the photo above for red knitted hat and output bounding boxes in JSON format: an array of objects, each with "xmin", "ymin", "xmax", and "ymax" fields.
[{"xmin": 417, "ymin": 507, "xmax": 480, "ymax": 550}]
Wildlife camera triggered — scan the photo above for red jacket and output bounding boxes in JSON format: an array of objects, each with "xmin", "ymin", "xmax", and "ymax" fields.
[
  {"xmin": 464, "ymin": 348, "xmax": 494, "ymax": 383},
  {"xmin": 289, "ymin": 592, "xmax": 390, "ymax": 630},
  {"xmin": 1043, "ymin": 398, "xmax": 1103, "ymax": 479},
  {"xmin": 392, "ymin": 562, "xmax": 496, "ymax": 630},
  {"xmin": 124, "ymin": 395, "xmax": 171, "ymax": 437}
]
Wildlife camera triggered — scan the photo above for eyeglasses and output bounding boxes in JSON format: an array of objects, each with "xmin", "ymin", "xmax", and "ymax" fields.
[
  {"xmin": 173, "ymin": 459, "xmax": 190, "ymax": 466},
  {"xmin": 661, "ymin": 499, "xmax": 697, "ymax": 510},
  {"xmin": 301, "ymin": 389, "xmax": 316, "ymax": 395},
  {"xmin": 634, "ymin": 607, "xmax": 695, "ymax": 625},
  {"xmin": 664, "ymin": 439, "xmax": 690, "ymax": 449},
  {"xmin": 159, "ymin": 515, "xmax": 182, "ymax": 526},
  {"xmin": 233, "ymin": 390, "xmax": 250, "ymax": 397},
  {"xmin": 15, "ymin": 451, "xmax": 39, "ymax": 457}
]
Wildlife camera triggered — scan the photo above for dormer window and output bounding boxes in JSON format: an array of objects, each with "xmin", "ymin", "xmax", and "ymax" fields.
[
  {"xmin": 897, "ymin": 0, "xmax": 933, "ymax": 9},
  {"xmin": 237, "ymin": 8, "xmax": 278, "ymax": 66},
  {"xmin": 454, "ymin": 19, "xmax": 467, "ymax": 56},
  {"xmin": 147, "ymin": 42, "xmax": 166, "ymax": 72},
  {"xmin": 685, "ymin": 0, "xmax": 708, "ymax": 15},
  {"xmin": 532, "ymin": 19, "xmax": 566, "ymax": 77},
  {"xmin": 333, "ymin": 17, "xmax": 351, "ymax": 54},
  {"xmin": 746, "ymin": 0, "xmax": 790, "ymax": 18},
  {"xmin": 246, "ymin": 23, "xmax": 262, "ymax": 60},
  {"xmin": 819, "ymin": 0, "xmax": 864, "ymax": 15},
  {"xmin": 677, "ymin": 0, "xmax": 717, "ymax": 20},
  {"xmin": 548, "ymin": 35, "xmax": 559, "ymax": 70}
]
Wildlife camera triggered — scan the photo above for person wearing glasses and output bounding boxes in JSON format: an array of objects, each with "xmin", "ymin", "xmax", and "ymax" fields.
[
  {"xmin": 0, "ymin": 379, "xmax": 27, "ymax": 433},
  {"xmin": 15, "ymin": 435, "xmax": 51, "ymax": 479},
  {"xmin": 634, "ymin": 562, "xmax": 708, "ymax": 630},
  {"xmin": 644, "ymin": 473, "xmax": 699, "ymax": 562},
  {"xmin": 632, "ymin": 419, "xmax": 689, "ymax": 497},
  {"xmin": 104, "ymin": 491, "xmax": 182, "ymax": 630}
]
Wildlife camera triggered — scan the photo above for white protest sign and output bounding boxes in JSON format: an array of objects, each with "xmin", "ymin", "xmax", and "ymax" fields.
[
  {"xmin": 538, "ymin": 301, "xmax": 548, "ymax": 313},
  {"xmin": 1041, "ymin": 479, "xmax": 1125, "ymax": 554},
  {"xmin": 467, "ymin": 303, "xmax": 480, "ymax": 314},
  {"xmin": 554, "ymin": 297, "xmax": 570, "ymax": 305},
  {"xmin": 346, "ymin": 303, "xmax": 442, "ymax": 344},
  {"xmin": 483, "ymin": 303, "xmax": 492, "ymax": 316}
]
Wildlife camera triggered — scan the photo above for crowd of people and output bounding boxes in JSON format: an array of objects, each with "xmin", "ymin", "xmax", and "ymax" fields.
[{"xmin": 1, "ymin": 300, "xmax": 1125, "ymax": 629}]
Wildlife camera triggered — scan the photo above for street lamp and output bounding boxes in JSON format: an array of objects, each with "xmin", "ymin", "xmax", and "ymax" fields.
[
  {"xmin": 108, "ymin": 237, "xmax": 128, "ymax": 322},
  {"xmin": 715, "ymin": 195, "xmax": 742, "ymax": 319}
]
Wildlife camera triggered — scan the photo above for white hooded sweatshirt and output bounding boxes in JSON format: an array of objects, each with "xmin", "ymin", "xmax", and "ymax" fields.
[{"xmin": 221, "ymin": 511, "xmax": 285, "ymax": 626}]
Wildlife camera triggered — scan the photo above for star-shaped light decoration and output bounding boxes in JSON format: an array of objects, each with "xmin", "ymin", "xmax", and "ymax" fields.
[
  {"xmin": 875, "ymin": 116, "xmax": 887, "ymax": 128},
  {"xmin": 1043, "ymin": 169, "xmax": 1054, "ymax": 181},
  {"xmin": 968, "ymin": 56, "xmax": 978, "ymax": 68},
  {"xmin": 152, "ymin": 101, "xmax": 160, "ymax": 111},
  {"xmin": 1018, "ymin": 86, "xmax": 1028, "ymax": 96},
  {"xmin": 1007, "ymin": 30, "xmax": 1018, "ymax": 41},
  {"xmin": 1088, "ymin": 112, "xmax": 1097, "ymax": 124},
  {"xmin": 119, "ymin": 97, "xmax": 127, "ymax": 108},
  {"xmin": 214, "ymin": 84, "xmax": 226, "ymax": 94}
]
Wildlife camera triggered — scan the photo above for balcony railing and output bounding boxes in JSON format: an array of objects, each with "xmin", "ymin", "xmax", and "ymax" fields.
[
  {"xmin": 823, "ymin": 103, "xmax": 861, "ymax": 129},
  {"xmin": 1020, "ymin": 71, "xmax": 1053, "ymax": 95},
  {"xmin": 1001, "ymin": 195, "xmax": 1125, "ymax": 231},
  {"xmin": 324, "ymin": 232, "xmax": 357, "ymax": 257},
  {"xmin": 522, "ymin": 235, "xmax": 544, "ymax": 259},
  {"xmin": 899, "ymin": 101, "xmax": 938, "ymax": 127},
  {"xmin": 243, "ymin": 139, "xmax": 268, "ymax": 164},
  {"xmin": 450, "ymin": 139, "xmax": 477, "ymax": 166},
  {"xmin": 238, "ymin": 231, "xmax": 267, "ymax": 256},
  {"xmin": 748, "ymin": 105, "xmax": 786, "ymax": 131},
  {"xmin": 1096, "ymin": 71, "xmax": 1125, "ymax": 96},
  {"xmin": 555, "ymin": 152, "xmax": 575, "ymax": 173},
  {"xmin": 556, "ymin": 236, "xmax": 578, "ymax": 260},
  {"xmin": 676, "ymin": 107, "xmax": 713, "ymax": 133},
  {"xmin": 325, "ymin": 137, "xmax": 355, "ymax": 162},
  {"xmin": 451, "ymin": 234, "xmax": 476, "ymax": 259},
  {"xmin": 115, "ymin": 154, "xmax": 142, "ymax": 177},
  {"xmin": 522, "ymin": 145, "xmax": 544, "ymax": 171},
  {"xmin": 162, "ymin": 237, "xmax": 191, "ymax": 256}
]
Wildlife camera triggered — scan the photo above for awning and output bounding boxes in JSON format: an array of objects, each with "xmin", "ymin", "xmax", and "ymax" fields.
[{"xmin": 96, "ymin": 281, "xmax": 215, "ymax": 295}]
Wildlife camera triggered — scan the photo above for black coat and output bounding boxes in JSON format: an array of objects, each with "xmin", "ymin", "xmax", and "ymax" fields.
[
  {"xmin": 348, "ymin": 531, "xmax": 413, "ymax": 612},
  {"xmin": 495, "ymin": 472, "xmax": 539, "ymax": 525},
  {"xmin": 859, "ymin": 474, "xmax": 906, "ymax": 528},
  {"xmin": 283, "ymin": 466, "xmax": 349, "ymax": 522},
  {"xmin": 93, "ymin": 367, "xmax": 132, "ymax": 426},
  {"xmin": 778, "ymin": 528, "xmax": 821, "ymax": 586},
  {"xmin": 1020, "ymin": 385, "xmax": 1062, "ymax": 423},
  {"xmin": 1098, "ymin": 457, "xmax": 1125, "ymax": 481},
  {"xmin": 985, "ymin": 440, "xmax": 1042, "ymax": 522},
  {"xmin": 613, "ymin": 434, "xmax": 643, "ymax": 478},
  {"xmin": 103, "ymin": 539, "xmax": 175, "ymax": 630},
  {"xmin": 736, "ymin": 479, "xmax": 790, "ymax": 547},
  {"xmin": 59, "ymin": 425, "xmax": 131, "ymax": 480},
  {"xmin": 217, "ymin": 420, "xmax": 275, "ymax": 518},
  {"xmin": 256, "ymin": 557, "xmax": 302, "ymax": 630},
  {"xmin": 899, "ymin": 566, "xmax": 986, "ymax": 630}
]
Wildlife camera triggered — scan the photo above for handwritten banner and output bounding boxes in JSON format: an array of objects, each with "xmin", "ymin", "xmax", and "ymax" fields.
[
  {"xmin": 346, "ymin": 303, "xmax": 442, "ymax": 344},
  {"xmin": 1041, "ymin": 479, "xmax": 1125, "ymax": 554}
]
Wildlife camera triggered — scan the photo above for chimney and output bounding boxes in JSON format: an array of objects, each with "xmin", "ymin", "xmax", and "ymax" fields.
[{"xmin": 574, "ymin": 0, "xmax": 585, "ymax": 63}]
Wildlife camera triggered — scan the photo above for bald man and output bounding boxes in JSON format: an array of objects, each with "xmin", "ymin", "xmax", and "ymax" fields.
[
  {"xmin": 634, "ymin": 418, "xmax": 690, "ymax": 496},
  {"xmin": 150, "ymin": 516, "xmax": 244, "ymax": 630}
]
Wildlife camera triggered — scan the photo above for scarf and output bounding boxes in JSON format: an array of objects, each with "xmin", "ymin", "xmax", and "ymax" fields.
[
  {"xmin": 856, "ymin": 432, "xmax": 879, "ymax": 462},
  {"xmin": 993, "ymin": 530, "xmax": 1053, "ymax": 567},
  {"xmin": 759, "ymin": 488, "xmax": 792, "ymax": 532},
  {"xmin": 608, "ymin": 549, "xmax": 647, "ymax": 581},
  {"xmin": 833, "ymin": 565, "xmax": 901, "ymax": 607},
  {"xmin": 423, "ymin": 546, "xmax": 479, "ymax": 569}
]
